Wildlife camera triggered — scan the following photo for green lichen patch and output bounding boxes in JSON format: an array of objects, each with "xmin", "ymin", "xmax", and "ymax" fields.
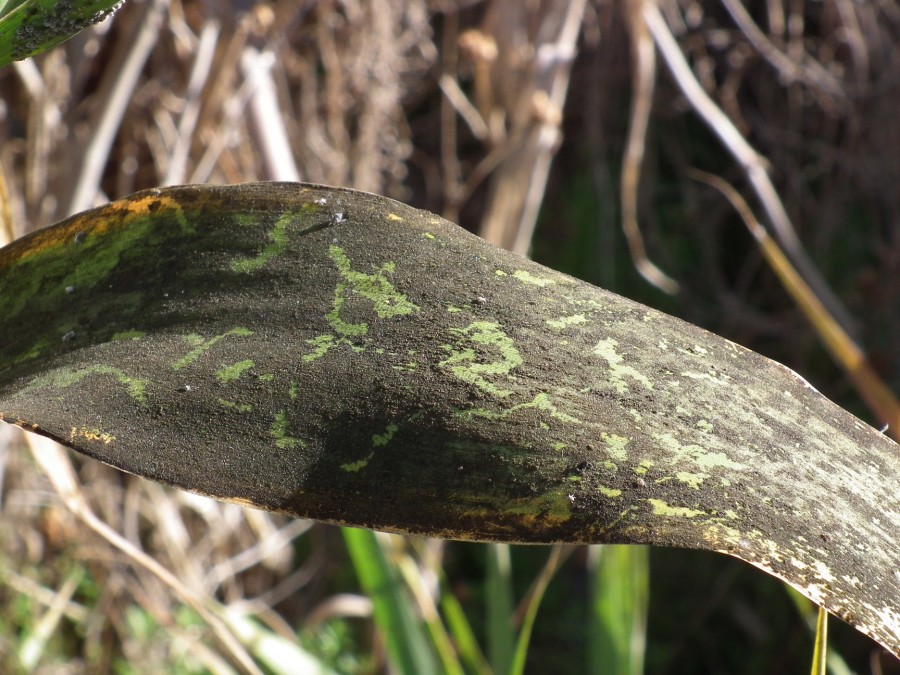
[
  {"xmin": 647, "ymin": 498, "xmax": 706, "ymax": 519},
  {"xmin": 546, "ymin": 314, "xmax": 587, "ymax": 329},
  {"xmin": 654, "ymin": 432, "xmax": 746, "ymax": 473},
  {"xmin": 230, "ymin": 206, "xmax": 323, "ymax": 273},
  {"xmin": 675, "ymin": 471, "xmax": 706, "ymax": 489},
  {"xmin": 458, "ymin": 392, "xmax": 579, "ymax": 424},
  {"xmin": 592, "ymin": 338, "xmax": 653, "ymax": 394},
  {"xmin": 1, "ymin": 206, "xmax": 152, "ymax": 322},
  {"xmin": 216, "ymin": 360, "xmax": 255, "ymax": 384},
  {"xmin": 439, "ymin": 321, "xmax": 523, "ymax": 397},
  {"xmin": 231, "ymin": 211, "xmax": 296, "ymax": 273},
  {"xmin": 315, "ymin": 246, "xmax": 420, "ymax": 347},
  {"xmin": 218, "ymin": 398, "xmax": 253, "ymax": 413},
  {"xmin": 327, "ymin": 284, "xmax": 369, "ymax": 337},
  {"xmin": 513, "ymin": 269, "xmax": 555, "ymax": 287},
  {"xmin": 270, "ymin": 411, "xmax": 304, "ymax": 449},
  {"xmin": 328, "ymin": 245, "xmax": 419, "ymax": 320},
  {"xmin": 342, "ymin": 453, "xmax": 374, "ymax": 472},
  {"xmin": 20, "ymin": 364, "xmax": 147, "ymax": 404},
  {"xmin": 681, "ymin": 370, "xmax": 731, "ymax": 386},
  {"xmin": 111, "ymin": 330, "xmax": 145, "ymax": 341},
  {"xmin": 172, "ymin": 328, "xmax": 253, "ymax": 371},
  {"xmin": 598, "ymin": 486, "xmax": 622, "ymax": 498},
  {"xmin": 303, "ymin": 334, "xmax": 339, "ymax": 362},
  {"xmin": 600, "ymin": 433, "xmax": 629, "ymax": 461},
  {"xmin": 372, "ymin": 423, "xmax": 399, "ymax": 447},
  {"xmin": 634, "ymin": 459, "xmax": 653, "ymax": 475}
]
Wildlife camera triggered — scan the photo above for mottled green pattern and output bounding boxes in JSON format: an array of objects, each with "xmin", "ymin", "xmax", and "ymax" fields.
[{"xmin": 0, "ymin": 183, "xmax": 898, "ymax": 659}]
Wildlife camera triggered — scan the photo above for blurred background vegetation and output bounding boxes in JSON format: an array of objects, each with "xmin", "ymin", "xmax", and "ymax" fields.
[{"xmin": 0, "ymin": 0, "xmax": 899, "ymax": 672}]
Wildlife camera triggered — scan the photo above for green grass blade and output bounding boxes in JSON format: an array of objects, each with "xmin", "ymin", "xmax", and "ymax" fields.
[
  {"xmin": 342, "ymin": 527, "xmax": 438, "ymax": 675},
  {"xmin": 394, "ymin": 554, "xmax": 465, "ymax": 675},
  {"xmin": 810, "ymin": 605, "xmax": 828, "ymax": 675},
  {"xmin": 439, "ymin": 589, "xmax": 491, "ymax": 675},
  {"xmin": 486, "ymin": 543, "xmax": 515, "ymax": 674},
  {"xmin": 509, "ymin": 545, "xmax": 567, "ymax": 675},
  {"xmin": 787, "ymin": 587, "xmax": 854, "ymax": 675},
  {"xmin": 0, "ymin": 0, "xmax": 123, "ymax": 67},
  {"xmin": 588, "ymin": 545, "xmax": 649, "ymax": 675}
]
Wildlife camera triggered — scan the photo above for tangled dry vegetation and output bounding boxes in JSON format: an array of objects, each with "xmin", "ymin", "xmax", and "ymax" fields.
[{"xmin": 1, "ymin": 0, "xmax": 899, "ymax": 671}]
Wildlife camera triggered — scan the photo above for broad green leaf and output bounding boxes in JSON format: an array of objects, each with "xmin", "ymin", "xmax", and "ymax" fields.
[
  {"xmin": 0, "ymin": 183, "xmax": 898, "ymax": 659},
  {"xmin": 0, "ymin": 0, "xmax": 122, "ymax": 67}
]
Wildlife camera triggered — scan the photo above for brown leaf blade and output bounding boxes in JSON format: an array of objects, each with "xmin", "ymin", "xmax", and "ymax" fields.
[{"xmin": 1, "ymin": 183, "xmax": 898, "ymax": 656}]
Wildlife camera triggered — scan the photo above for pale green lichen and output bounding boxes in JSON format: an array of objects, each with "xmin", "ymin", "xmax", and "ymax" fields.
[
  {"xmin": 593, "ymin": 338, "xmax": 653, "ymax": 393},
  {"xmin": 306, "ymin": 246, "xmax": 420, "ymax": 358},
  {"xmin": 327, "ymin": 285, "xmax": 369, "ymax": 337},
  {"xmin": 546, "ymin": 314, "xmax": 587, "ymax": 329},
  {"xmin": 21, "ymin": 365, "xmax": 147, "ymax": 404},
  {"xmin": 675, "ymin": 471, "xmax": 706, "ymax": 489},
  {"xmin": 372, "ymin": 424, "xmax": 399, "ymax": 447},
  {"xmin": 217, "ymin": 360, "xmax": 254, "ymax": 384},
  {"xmin": 231, "ymin": 211, "xmax": 312, "ymax": 273},
  {"xmin": 634, "ymin": 459, "xmax": 653, "ymax": 475},
  {"xmin": 598, "ymin": 486, "xmax": 622, "ymax": 498},
  {"xmin": 601, "ymin": 433, "xmax": 629, "ymax": 461},
  {"xmin": 342, "ymin": 452, "xmax": 374, "ymax": 472},
  {"xmin": 303, "ymin": 334, "xmax": 338, "ymax": 362},
  {"xmin": 681, "ymin": 370, "xmax": 731, "ymax": 386},
  {"xmin": 459, "ymin": 392, "xmax": 579, "ymax": 423},
  {"xmin": 647, "ymin": 498, "xmax": 705, "ymax": 518},
  {"xmin": 328, "ymin": 245, "xmax": 419, "ymax": 320},
  {"xmin": 513, "ymin": 269, "xmax": 555, "ymax": 287},
  {"xmin": 270, "ymin": 411, "xmax": 304, "ymax": 449},
  {"xmin": 111, "ymin": 330, "xmax": 145, "ymax": 341},
  {"xmin": 173, "ymin": 328, "xmax": 253, "ymax": 370},
  {"xmin": 696, "ymin": 419, "xmax": 713, "ymax": 432},
  {"xmin": 218, "ymin": 398, "xmax": 253, "ymax": 412},
  {"xmin": 654, "ymin": 432, "xmax": 746, "ymax": 472},
  {"xmin": 439, "ymin": 321, "xmax": 523, "ymax": 397}
]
